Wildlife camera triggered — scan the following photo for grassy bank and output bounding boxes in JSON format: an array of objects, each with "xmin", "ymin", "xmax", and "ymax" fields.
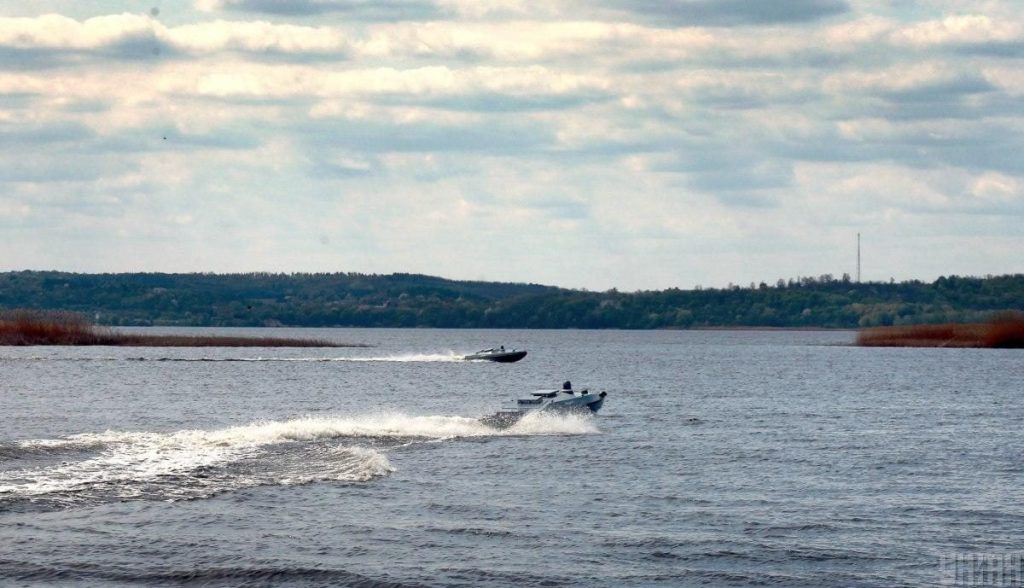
[
  {"xmin": 857, "ymin": 316, "xmax": 1024, "ymax": 348},
  {"xmin": 0, "ymin": 310, "xmax": 357, "ymax": 347}
]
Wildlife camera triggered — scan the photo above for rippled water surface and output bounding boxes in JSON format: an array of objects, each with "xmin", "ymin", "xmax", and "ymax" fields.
[{"xmin": 2, "ymin": 328, "xmax": 1023, "ymax": 586}]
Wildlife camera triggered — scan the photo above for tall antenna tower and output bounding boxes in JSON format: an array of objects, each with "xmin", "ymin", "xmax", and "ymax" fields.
[{"xmin": 857, "ymin": 233, "xmax": 861, "ymax": 283}]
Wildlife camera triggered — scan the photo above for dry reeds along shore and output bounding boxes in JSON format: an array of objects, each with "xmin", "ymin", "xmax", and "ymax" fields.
[
  {"xmin": 857, "ymin": 315, "xmax": 1024, "ymax": 348},
  {"xmin": 0, "ymin": 310, "xmax": 356, "ymax": 347}
]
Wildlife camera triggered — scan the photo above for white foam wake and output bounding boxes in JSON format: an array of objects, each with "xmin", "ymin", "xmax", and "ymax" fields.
[
  {"xmin": 504, "ymin": 411, "xmax": 601, "ymax": 435},
  {"xmin": 0, "ymin": 417, "xmax": 406, "ymax": 503},
  {"xmin": 335, "ymin": 352, "xmax": 465, "ymax": 362},
  {"xmin": 0, "ymin": 412, "xmax": 598, "ymax": 506},
  {"xmin": 121, "ymin": 353, "xmax": 468, "ymax": 363}
]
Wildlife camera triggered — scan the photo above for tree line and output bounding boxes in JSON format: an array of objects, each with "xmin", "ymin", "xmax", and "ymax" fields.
[{"xmin": 0, "ymin": 270, "xmax": 1021, "ymax": 329}]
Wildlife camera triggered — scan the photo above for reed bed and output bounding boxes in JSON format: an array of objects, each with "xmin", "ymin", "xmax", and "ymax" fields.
[
  {"xmin": 0, "ymin": 310, "xmax": 354, "ymax": 347},
  {"xmin": 857, "ymin": 316, "xmax": 1024, "ymax": 348}
]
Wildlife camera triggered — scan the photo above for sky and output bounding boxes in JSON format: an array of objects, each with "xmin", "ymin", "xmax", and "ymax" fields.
[{"xmin": 0, "ymin": 0, "xmax": 1022, "ymax": 291}]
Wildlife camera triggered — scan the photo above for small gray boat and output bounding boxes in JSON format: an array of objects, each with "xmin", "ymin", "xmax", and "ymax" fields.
[
  {"xmin": 463, "ymin": 347, "xmax": 528, "ymax": 363},
  {"xmin": 480, "ymin": 381, "xmax": 607, "ymax": 429}
]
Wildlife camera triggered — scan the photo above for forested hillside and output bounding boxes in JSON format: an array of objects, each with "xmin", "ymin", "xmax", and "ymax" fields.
[{"xmin": 0, "ymin": 271, "xmax": 1021, "ymax": 329}]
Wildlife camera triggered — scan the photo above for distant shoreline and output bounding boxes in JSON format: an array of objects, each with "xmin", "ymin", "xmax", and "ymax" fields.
[
  {"xmin": 0, "ymin": 311, "xmax": 364, "ymax": 347},
  {"xmin": 688, "ymin": 326, "xmax": 855, "ymax": 332},
  {"xmin": 3, "ymin": 270, "xmax": 1022, "ymax": 330}
]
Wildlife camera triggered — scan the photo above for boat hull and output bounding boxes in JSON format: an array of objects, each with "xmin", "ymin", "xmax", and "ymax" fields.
[
  {"xmin": 478, "ymin": 411, "xmax": 524, "ymax": 429},
  {"xmin": 480, "ymin": 391, "xmax": 606, "ymax": 429},
  {"xmin": 463, "ymin": 350, "xmax": 527, "ymax": 363}
]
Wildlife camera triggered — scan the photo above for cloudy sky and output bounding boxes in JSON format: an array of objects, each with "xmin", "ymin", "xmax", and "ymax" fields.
[{"xmin": 1, "ymin": 1, "xmax": 1021, "ymax": 291}]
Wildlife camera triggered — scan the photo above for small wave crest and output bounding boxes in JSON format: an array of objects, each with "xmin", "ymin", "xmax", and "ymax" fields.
[
  {"xmin": 0, "ymin": 560, "xmax": 420, "ymax": 587},
  {"xmin": 0, "ymin": 437, "xmax": 108, "ymax": 461}
]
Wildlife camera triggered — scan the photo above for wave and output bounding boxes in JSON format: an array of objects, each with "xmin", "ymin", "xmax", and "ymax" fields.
[
  {"xmin": 0, "ymin": 560, "xmax": 420, "ymax": 587},
  {"xmin": 0, "ymin": 412, "xmax": 597, "ymax": 510}
]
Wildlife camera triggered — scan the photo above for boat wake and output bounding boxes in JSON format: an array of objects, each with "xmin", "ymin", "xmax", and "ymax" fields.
[
  {"xmin": 1, "ymin": 353, "xmax": 467, "ymax": 363},
  {"xmin": 0, "ymin": 413, "xmax": 597, "ymax": 511},
  {"xmin": 135, "ymin": 353, "xmax": 466, "ymax": 362},
  {"xmin": 332, "ymin": 352, "xmax": 465, "ymax": 363}
]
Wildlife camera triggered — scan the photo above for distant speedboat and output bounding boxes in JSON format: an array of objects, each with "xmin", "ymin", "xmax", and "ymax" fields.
[
  {"xmin": 480, "ymin": 381, "xmax": 607, "ymax": 429},
  {"xmin": 463, "ymin": 347, "xmax": 527, "ymax": 363}
]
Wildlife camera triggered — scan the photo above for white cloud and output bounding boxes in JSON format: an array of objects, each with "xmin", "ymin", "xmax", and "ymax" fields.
[
  {"xmin": 970, "ymin": 172, "xmax": 1020, "ymax": 204},
  {"xmin": 160, "ymin": 62, "xmax": 609, "ymax": 108},
  {"xmin": 892, "ymin": 14, "xmax": 1024, "ymax": 48},
  {"xmin": 0, "ymin": 13, "xmax": 154, "ymax": 49},
  {"xmin": 984, "ymin": 65, "xmax": 1024, "ymax": 96},
  {"xmin": 0, "ymin": 13, "xmax": 348, "ymax": 55},
  {"xmin": 824, "ymin": 61, "xmax": 975, "ymax": 95},
  {"xmin": 0, "ymin": 3, "xmax": 1021, "ymax": 288},
  {"xmin": 168, "ymin": 20, "xmax": 348, "ymax": 53}
]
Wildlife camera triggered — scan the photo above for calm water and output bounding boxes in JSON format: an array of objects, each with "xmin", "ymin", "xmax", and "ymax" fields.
[{"xmin": 1, "ymin": 328, "xmax": 1022, "ymax": 587}]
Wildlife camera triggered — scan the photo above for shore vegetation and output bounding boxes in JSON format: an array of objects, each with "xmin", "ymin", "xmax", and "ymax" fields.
[
  {"xmin": 0, "ymin": 310, "xmax": 353, "ymax": 347},
  {"xmin": 856, "ymin": 314, "xmax": 1024, "ymax": 348},
  {"xmin": 1, "ymin": 271, "xmax": 1021, "ymax": 330}
]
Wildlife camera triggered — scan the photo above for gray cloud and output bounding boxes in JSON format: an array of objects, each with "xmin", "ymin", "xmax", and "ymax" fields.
[
  {"xmin": 955, "ymin": 42, "xmax": 1024, "ymax": 59},
  {"xmin": 713, "ymin": 191, "xmax": 781, "ymax": 208},
  {"xmin": 57, "ymin": 99, "xmax": 113, "ymax": 114},
  {"xmin": 524, "ymin": 198, "xmax": 591, "ymax": 220},
  {"xmin": 659, "ymin": 148, "xmax": 793, "ymax": 204},
  {"xmin": 0, "ymin": 93, "xmax": 38, "ymax": 110},
  {"xmin": 686, "ymin": 161, "xmax": 792, "ymax": 194},
  {"xmin": 0, "ymin": 42, "xmax": 175, "ymax": 70},
  {"xmin": 378, "ymin": 91, "xmax": 614, "ymax": 113},
  {"xmin": 857, "ymin": 74, "xmax": 1010, "ymax": 122},
  {"xmin": 643, "ymin": 129, "xmax": 795, "ymax": 205},
  {"xmin": 216, "ymin": 0, "xmax": 446, "ymax": 20},
  {"xmin": 98, "ymin": 32, "xmax": 178, "ymax": 61},
  {"xmin": 297, "ymin": 117, "xmax": 555, "ymax": 154},
  {"xmin": 0, "ymin": 121, "xmax": 95, "ymax": 146},
  {"xmin": 0, "ymin": 151, "xmax": 136, "ymax": 183},
  {"xmin": 0, "ymin": 37, "xmax": 336, "ymax": 68},
  {"xmin": 596, "ymin": 0, "xmax": 849, "ymax": 27},
  {"xmin": 687, "ymin": 85, "xmax": 822, "ymax": 111},
  {"xmin": 0, "ymin": 47, "xmax": 67, "ymax": 71},
  {"xmin": 92, "ymin": 126, "xmax": 265, "ymax": 154},
  {"xmin": 771, "ymin": 119, "xmax": 1024, "ymax": 176},
  {"xmin": 879, "ymin": 74, "xmax": 996, "ymax": 104}
]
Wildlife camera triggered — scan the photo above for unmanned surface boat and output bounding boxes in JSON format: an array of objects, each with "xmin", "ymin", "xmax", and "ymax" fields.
[
  {"xmin": 463, "ymin": 347, "xmax": 528, "ymax": 363},
  {"xmin": 480, "ymin": 381, "xmax": 607, "ymax": 429}
]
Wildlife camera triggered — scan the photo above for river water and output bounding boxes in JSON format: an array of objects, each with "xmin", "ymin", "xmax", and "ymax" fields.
[{"xmin": 1, "ymin": 328, "xmax": 1022, "ymax": 586}]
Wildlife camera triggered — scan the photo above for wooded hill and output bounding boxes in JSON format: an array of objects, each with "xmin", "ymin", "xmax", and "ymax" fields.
[{"xmin": 0, "ymin": 271, "xmax": 1021, "ymax": 329}]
